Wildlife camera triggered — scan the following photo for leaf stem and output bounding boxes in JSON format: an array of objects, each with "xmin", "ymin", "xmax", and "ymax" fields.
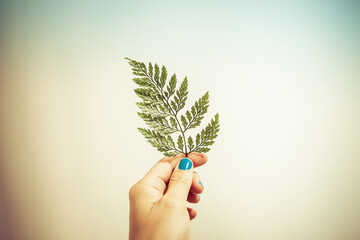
[{"xmin": 179, "ymin": 120, "xmax": 188, "ymax": 156}]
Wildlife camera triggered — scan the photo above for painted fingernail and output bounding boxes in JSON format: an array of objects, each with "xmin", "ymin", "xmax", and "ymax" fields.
[
  {"xmin": 178, "ymin": 158, "xmax": 192, "ymax": 170},
  {"xmin": 199, "ymin": 180, "xmax": 204, "ymax": 189}
]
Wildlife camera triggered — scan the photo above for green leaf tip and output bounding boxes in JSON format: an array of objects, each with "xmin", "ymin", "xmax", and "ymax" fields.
[{"xmin": 126, "ymin": 58, "xmax": 220, "ymax": 157}]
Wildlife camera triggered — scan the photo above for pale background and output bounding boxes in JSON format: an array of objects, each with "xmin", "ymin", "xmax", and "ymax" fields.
[{"xmin": 1, "ymin": 0, "xmax": 360, "ymax": 240}]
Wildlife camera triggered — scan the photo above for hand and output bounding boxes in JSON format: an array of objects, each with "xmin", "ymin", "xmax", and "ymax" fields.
[{"xmin": 129, "ymin": 152, "xmax": 207, "ymax": 240}]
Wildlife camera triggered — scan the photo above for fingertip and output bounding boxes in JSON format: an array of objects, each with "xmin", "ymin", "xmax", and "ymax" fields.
[
  {"xmin": 187, "ymin": 152, "xmax": 208, "ymax": 167},
  {"xmin": 165, "ymin": 158, "xmax": 194, "ymax": 201},
  {"xmin": 159, "ymin": 154, "xmax": 186, "ymax": 169},
  {"xmin": 187, "ymin": 191, "xmax": 200, "ymax": 203},
  {"xmin": 187, "ymin": 207, "xmax": 197, "ymax": 220},
  {"xmin": 178, "ymin": 157, "xmax": 193, "ymax": 171},
  {"xmin": 191, "ymin": 172, "xmax": 204, "ymax": 194}
]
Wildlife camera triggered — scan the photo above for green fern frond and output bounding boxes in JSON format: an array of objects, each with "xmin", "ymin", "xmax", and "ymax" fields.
[{"xmin": 126, "ymin": 57, "xmax": 220, "ymax": 157}]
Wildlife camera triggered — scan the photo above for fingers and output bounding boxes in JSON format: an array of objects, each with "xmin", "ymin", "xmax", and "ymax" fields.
[
  {"xmin": 190, "ymin": 171, "xmax": 204, "ymax": 194},
  {"xmin": 144, "ymin": 152, "xmax": 207, "ymax": 182},
  {"xmin": 158, "ymin": 152, "xmax": 207, "ymax": 171},
  {"xmin": 187, "ymin": 172, "xmax": 203, "ymax": 204},
  {"xmin": 164, "ymin": 157, "xmax": 194, "ymax": 203},
  {"xmin": 145, "ymin": 154, "xmax": 184, "ymax": 182},
  {"xmin": 187, "ymin": 207, "xmax": 197, "ymax": 220},
  {"xmin": 140, "ymin": 153, "xmax": 207, "ymax": 195},
  {"xmin": 136, "ymin": 154, "xmax": 182, "ymax": 195},
  {"xmin": 187, "ymin": 191, "xmax": 200, "ymax": 204},
  {"xmin": 187, "ymin": 152, "xmax": 208, "ymax": 168}
]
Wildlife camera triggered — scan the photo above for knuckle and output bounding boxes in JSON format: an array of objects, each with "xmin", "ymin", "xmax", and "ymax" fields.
[
  {"xmin": 158, "ymin": 156, "xmax": 170, "ymax": 163},
  {"xmin": 162, "ymin": 197, "xmax": 181, "ymax": 208},
  {"xmin": 170, "ymin": 172, "xmax": 191, "ymax": 186},
  {"xmin": 128, "ymin": 184, "xmax": 140, "ymax": 200}
]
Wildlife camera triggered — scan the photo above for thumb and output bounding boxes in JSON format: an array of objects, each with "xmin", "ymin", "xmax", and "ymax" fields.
[{"xmin": 165, "ymin": 157, "xmax": 194, "ymax": 202}]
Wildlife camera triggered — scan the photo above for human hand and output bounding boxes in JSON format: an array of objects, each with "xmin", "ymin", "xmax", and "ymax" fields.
[{"xmin": 129, "ymin": 152, "xmax": 207, "ymax": 240}]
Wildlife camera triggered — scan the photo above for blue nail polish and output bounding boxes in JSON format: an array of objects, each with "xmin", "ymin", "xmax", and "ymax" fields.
[
  {"xmin": 179, "ymin": 158, "xmax": 192, "ymax": 170},
  {"xmin": 199, "ymin": 180, "xmax": 204, "ymax": 189}
]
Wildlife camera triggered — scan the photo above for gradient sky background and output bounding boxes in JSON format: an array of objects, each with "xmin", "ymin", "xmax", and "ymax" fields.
[{"xmin": 1, "ymin": 1, "xmax": 360, "ymax": 240}]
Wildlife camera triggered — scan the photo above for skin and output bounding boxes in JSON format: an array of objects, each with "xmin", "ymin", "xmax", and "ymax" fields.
[{"xmin": 129, "ymin": 152, "xmax": 207, "ymax": 240}]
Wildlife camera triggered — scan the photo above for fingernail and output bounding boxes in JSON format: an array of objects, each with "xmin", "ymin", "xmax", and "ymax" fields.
[
  {"xmin": 178, "ymin": 158, "xmax": 192, "ymax": 170},
  {"xmin": 199, "ymin": 180, "xmax": 204, "ymax": 189}
]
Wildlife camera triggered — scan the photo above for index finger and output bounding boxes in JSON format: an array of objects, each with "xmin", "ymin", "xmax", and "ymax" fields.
[{"xmin": 187, "ymin": 152, "xmax": 208, "ymax": 168}]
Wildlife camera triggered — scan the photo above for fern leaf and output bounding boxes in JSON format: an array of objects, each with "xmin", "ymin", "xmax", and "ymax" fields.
[
  {"xmin": 174, "ymin": 77, "xmax": 188, "ymax": 113},
  {"xmin": 177, "ymin": 135, "xmax": 184, "ymax": 153},
  {"xmin": 191, "ymin": 113, "xmax": 220, "ymax": 153},
  {"xmin": 184, "ymin": 91, "xmax": 209, "ymax": 131},
  {"xmin": 126, "ymin": 57, "xmax": 220, "ymax": 157}
]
